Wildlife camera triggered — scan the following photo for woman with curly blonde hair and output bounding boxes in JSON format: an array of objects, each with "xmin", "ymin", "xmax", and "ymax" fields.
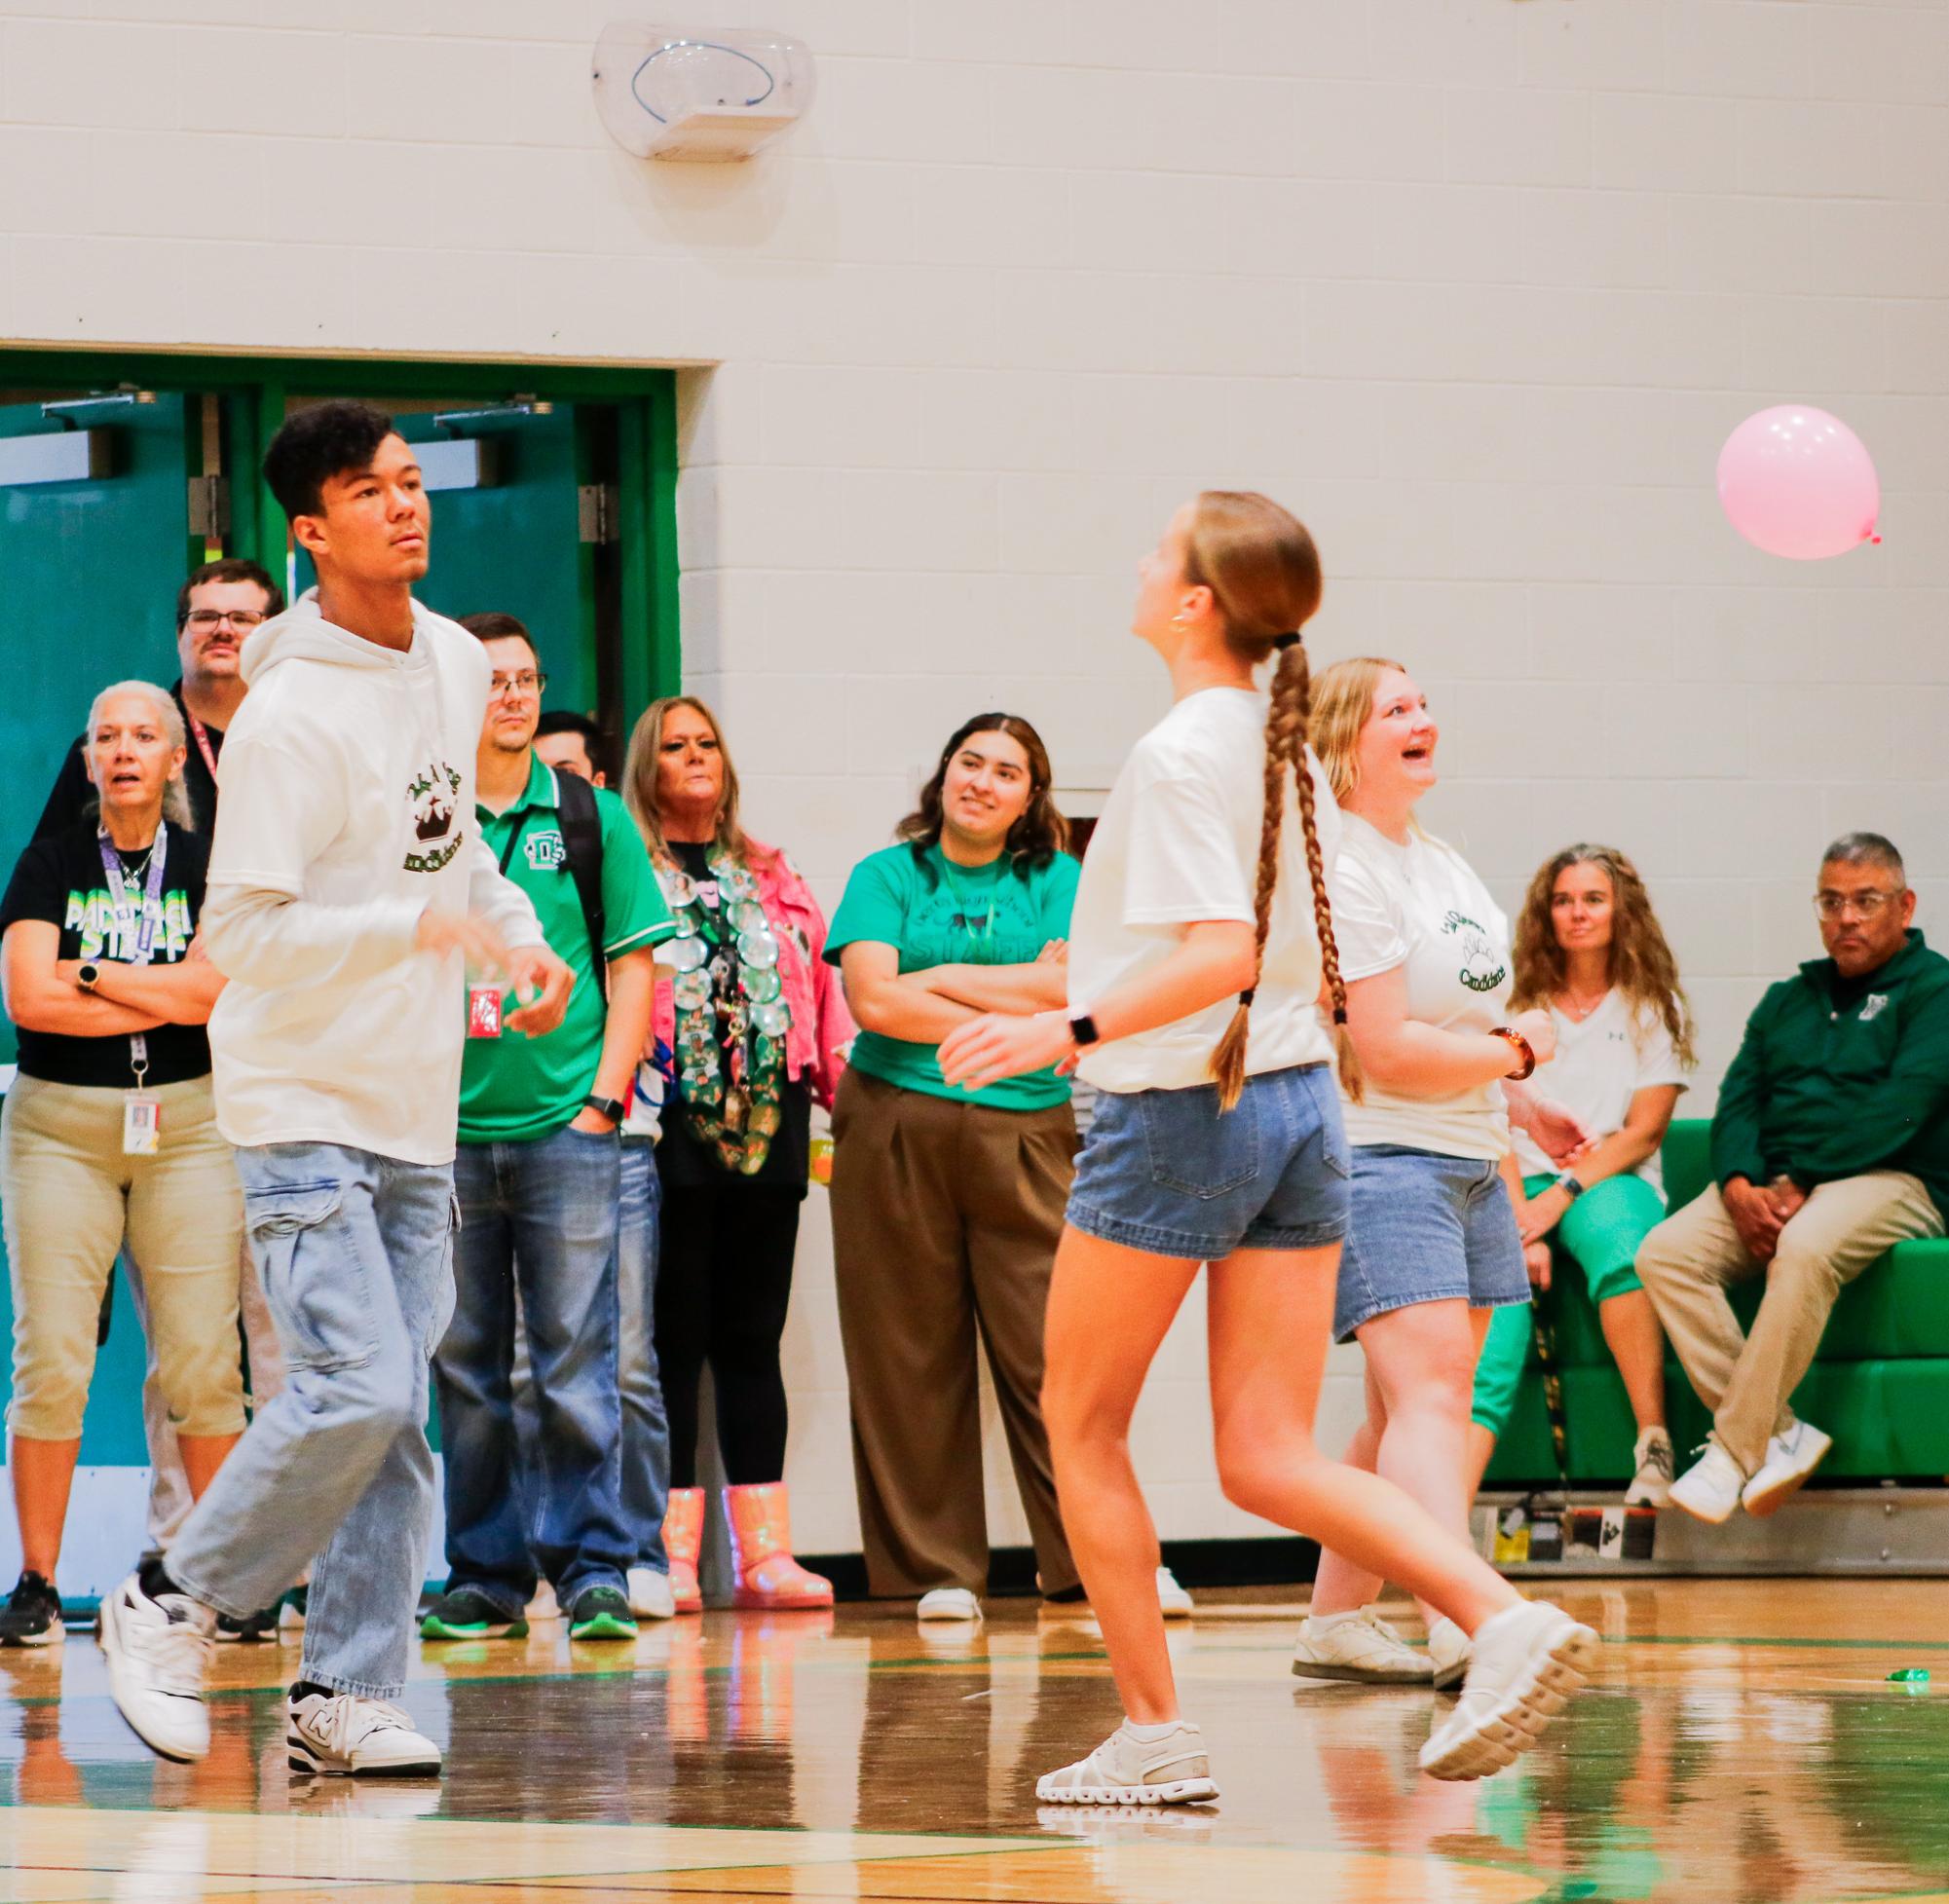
[{"xmin": 1469, "ymin": 843, "xmax": 1697, "ymax": 1510}]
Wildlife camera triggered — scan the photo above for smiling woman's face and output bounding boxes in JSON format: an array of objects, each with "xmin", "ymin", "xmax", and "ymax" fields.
[{"xmin": 1354, "ymin": 667, "xmax": 1439, "ymax": 806}]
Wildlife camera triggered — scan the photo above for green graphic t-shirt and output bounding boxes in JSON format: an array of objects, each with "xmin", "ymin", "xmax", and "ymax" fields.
[
  {"xmin": 825, "ymin": 841, "xmax": 1079, "ymax": 1111},
  {"xmin": 460, "ymin": 756, "xmax": 676, "ymax": 1145}
]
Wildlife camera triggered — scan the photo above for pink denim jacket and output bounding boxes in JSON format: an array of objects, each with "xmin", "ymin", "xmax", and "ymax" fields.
[{"xmin": 650, "ymin": 839, "xmax": 852, "ymax": 1110}]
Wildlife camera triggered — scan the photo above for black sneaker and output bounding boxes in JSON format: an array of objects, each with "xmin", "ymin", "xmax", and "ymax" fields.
[
  {"xmin": 217, "ymin": 1602, "xmax": 281, "ymax": 1644},
  {"xmin": 567, "ymin": 1585, "xmax": 638, "ymax": 1642},
  {"xmin": 420, "ymin": 1586, "xmax": 527, "ymax": 1642},
  {"xmin": 0, "ymin": 1573, "xmax": 62, "ymax": 1647}
]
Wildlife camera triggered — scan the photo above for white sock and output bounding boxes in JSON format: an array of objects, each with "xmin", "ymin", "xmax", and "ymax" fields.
[
  {"xmin": 1121, "ymin": 1718, "xmax": 1182, "ymax": 1741},
  {"xmin": 1304, "ymin": 1607, "xmax": 1360, "ymax": 1632}
]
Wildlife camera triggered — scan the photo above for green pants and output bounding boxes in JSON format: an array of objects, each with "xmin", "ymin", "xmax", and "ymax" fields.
[{"xmin": 1470, "ymin": 1172, "xmax": 1667, "ymax": 1438}]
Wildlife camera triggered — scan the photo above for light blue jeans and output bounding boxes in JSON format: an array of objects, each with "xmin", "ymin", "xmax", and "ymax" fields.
[
  {"xmin": 618, "ymin": 1138, "xmax": 670, "ymax": 1573},
  {"xmin": 168, "ymin": 1141, "xmax": 456, "ymax": 1700}
]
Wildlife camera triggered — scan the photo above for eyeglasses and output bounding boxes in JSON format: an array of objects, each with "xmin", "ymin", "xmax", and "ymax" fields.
[
  {"xmin": 490, "ymin": 671, "xmax": 547, "ymax": 700},
  {"xmin": 184, "ymin": 609, "xmax": 266, "ymax": 631},
  {"xmin": 1813, "ymin": 890, "xmax": 1901, "ymax": 920}
]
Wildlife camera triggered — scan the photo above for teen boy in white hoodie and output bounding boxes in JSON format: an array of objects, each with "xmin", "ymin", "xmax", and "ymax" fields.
[{"xmin": 96, "ymin": 401, "xmax": 572, "ymax": 1776}]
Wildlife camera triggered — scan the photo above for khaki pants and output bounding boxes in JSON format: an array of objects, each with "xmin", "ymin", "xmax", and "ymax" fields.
[
  {"xmin": 1636, "ymin": 1172, "xmax": 1942, "ymax": 1474},
  {"xmin": 830, "ymin": 1068, "xmax": 1079, "ymax": 1598},
  {"xmin": 1, "ymin": 1074, "xmax": 246, "ymax": 1443}
]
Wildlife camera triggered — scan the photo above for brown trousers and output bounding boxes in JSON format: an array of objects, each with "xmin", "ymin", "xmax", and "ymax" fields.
[{"xmin": 830, "ymin": 1067, "xmax": 1079, "ymax": 1598}]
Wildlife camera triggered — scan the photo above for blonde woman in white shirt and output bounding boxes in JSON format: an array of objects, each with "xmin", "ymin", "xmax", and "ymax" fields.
[
  {"xmin": 1468, "ymin": 844, "xmax": 1695, "ymax": 1509},
  {"xmin": 1297, "ymin": 657, "xmax": 1592, "ymax": 1694},
  {"xmin": 935, "ymin": 499, "xmax": 1594, "ymax": 1806}
]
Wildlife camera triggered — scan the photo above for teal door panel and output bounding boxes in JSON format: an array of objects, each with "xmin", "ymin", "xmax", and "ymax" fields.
[{"xmin": 292, "ymin": 404, "xmax": 596, "ymax": 718}]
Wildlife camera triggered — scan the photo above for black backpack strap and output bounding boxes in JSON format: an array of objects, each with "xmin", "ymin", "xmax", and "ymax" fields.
[{"xmin": 554, "ymin": 768, "xmax": 608, "ymax": 1003}]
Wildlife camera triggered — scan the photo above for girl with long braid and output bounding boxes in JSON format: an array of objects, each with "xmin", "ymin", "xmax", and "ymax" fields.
[{"xmin": 939, "ymin": 494, "xmax": 1594, "ymax": 1806}]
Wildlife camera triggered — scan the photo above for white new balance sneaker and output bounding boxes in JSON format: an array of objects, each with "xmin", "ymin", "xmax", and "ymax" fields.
[
  {"xmin": 1668, "ymin": 1441, "xmax": 1747, "ymax": 1525},
  {"xmin": 1291, "ymin": 1606, "xmax": 1433, "ymax": 1684},
  {"xmin": 917, "ymin": 1587, "xmax": 981, "ymax": 1623},
  {"xmin": 1036, "ymin": 1721, "xmax": 1218, "ymax": 1806},
  {"xmin": 1743, "ymin": 1419, "xmax": 1832, "ymax": 1518},
  {"xmin": 97, "ymin": 1570, "xmax": 215, "ymax": 1764},
  {"xmin": 626, "ymin": 1567, "xmax": 677, "ymax": 1621},
  {"xmin": 1156, "ymin": 1567, "xmax": 1194, "ymax": 1619},
  {"xmin": 1625, "ymin": 1427, "xmax": 1675, "ymax": 1509},
  {"xmin": 1418, "ymin": 1600, "xmax": 1598, "ymax": 1782},
  {"xmin": 288, "ymin": 1691, "xmax": 442, "ymax": 1776},
  {"xmin": 1428, "ymin": 1616, "xmax": 1471, "ymax": 1693}
]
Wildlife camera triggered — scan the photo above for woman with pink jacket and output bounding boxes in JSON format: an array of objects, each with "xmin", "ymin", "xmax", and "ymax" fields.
[{"xmin": 619, "ymin": 696, "xmax": 852, "ymax": 1612}]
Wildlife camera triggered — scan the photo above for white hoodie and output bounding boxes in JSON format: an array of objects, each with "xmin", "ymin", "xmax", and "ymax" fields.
[{"xmin": 203, "ymin": 589, "xmax": 543, "ymax": 1165}]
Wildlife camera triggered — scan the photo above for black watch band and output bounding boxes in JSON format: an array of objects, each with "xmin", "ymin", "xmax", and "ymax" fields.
[
  {"xmin": 583, "ymin": 1094, "xmax": 626, "ymax": 1123},
  {"xmin": 1068, "ymin": 1012, "xmax": 1101, "ymax": 1048}
]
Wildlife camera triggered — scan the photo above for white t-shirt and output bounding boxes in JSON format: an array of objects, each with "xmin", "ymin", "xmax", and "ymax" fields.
[
  {"xmin": 1068, "ymin": 687, "xmax": 1340, "ymax": 1094},
  {"xmin": 1511, "ymin": 989, "xmax": 1689, "ymax": 1196},
  {"xmin": 1331, "ymin": 813, "xmax": 1513, "ymax": 1160}
]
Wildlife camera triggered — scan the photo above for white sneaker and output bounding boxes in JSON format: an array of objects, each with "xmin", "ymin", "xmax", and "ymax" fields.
[
  {"xmin": 1292, "ymin": 1606, "xmax": 1433, "ymax": 1684},
  {"xmin": 1036, "ymin": 1720, "xmax": 1218, "ymax": 1806},
  {"xmin": 1668, "ymin": 1441, "xmax": 1747, "ymax": 1525},
  {"xmin": 1418, "ymin": 1600, "xmax": 1598, "ymax": 1781},
  {"xmin": 917, "ymin": 1587, "xmax": 981, "ymax": 1623},
  {"xmin": 1428, "ymin": 1616, "xmax": 1471, "ymax": 1693},
  {"xmin": 96, "ymin": 1571, "xmax": 215, "ymax": 1764},
  {"xmin": 1156, "ymin": 1567, "xmax": 1194, "ymax": 1619},
  {"xmin": 1743, "ymin": 1419, "xmax": 1832, "ymax": 1518},
  {"xmin": 1625, "ymin": 1427, "xmax": 1675, "ymax": 1509},
  {"xmin": 627, "ymin": 1567, "xmax": 677, "ymax": 1621},
  {"xmin": 525, "ymin": 1580, "xmax": 561, "ymax": 1623},
  {"xmin": 288, "ymin": 1691, "xmax": 441, "ymax": 1776}
]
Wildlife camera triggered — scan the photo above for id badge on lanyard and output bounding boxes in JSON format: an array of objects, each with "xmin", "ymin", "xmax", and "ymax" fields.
[{"xmin": 100, "ymin": 825, "xmax": 169, "ymax": 1155}]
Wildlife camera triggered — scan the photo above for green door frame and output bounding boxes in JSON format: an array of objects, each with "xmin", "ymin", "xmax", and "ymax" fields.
[{"xmin": 0, "ymin": 350, "xmax": 682, "ymax": 735}]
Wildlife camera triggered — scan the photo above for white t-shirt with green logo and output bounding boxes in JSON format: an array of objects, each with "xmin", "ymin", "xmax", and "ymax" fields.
[{"xmin": 1330, "ymin": 812, "xmax": 1514, "ymax": 1160}]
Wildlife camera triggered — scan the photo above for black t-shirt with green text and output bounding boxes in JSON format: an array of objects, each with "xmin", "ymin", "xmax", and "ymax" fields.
[{"xmin": 0, "ymin": 821, "xmax": 212, "ymax": 1088}]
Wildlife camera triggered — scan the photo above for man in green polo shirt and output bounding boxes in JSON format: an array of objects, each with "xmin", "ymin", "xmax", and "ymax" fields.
[{"xmin": 423, "ymin": 613, "xmax": 674, "ymax": 1646}]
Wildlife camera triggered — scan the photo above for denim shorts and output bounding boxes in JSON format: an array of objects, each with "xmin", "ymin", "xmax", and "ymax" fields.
[
  {"xmin": 1067, "ymin": 1063, "xmax": 1351, "ymax": 1262},
  {"xmin": 1332, "ymin": 1143, "xmax": 1529, "ymax": 1343}
]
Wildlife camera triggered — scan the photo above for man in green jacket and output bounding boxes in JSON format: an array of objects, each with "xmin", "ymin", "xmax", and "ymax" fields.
[{"xmin": 1639, "ymin": 833, "xmax": 1949, "ymax": 1526}]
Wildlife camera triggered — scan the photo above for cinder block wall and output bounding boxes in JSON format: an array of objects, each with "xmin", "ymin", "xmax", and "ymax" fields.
[{"xmin": 4, "ymin": 0, "xmax": 1940, "ymax": 1555}]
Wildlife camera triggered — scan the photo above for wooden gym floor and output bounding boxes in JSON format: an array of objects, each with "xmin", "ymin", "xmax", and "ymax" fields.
[{"xmin": 0, "ymin": 1578, "xmax": 1941, "ymax": 1902}]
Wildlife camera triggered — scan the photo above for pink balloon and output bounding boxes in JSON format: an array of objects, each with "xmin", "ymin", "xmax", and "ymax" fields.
[{"xmin": 1717, "ymin": 405, "xmax": 1881, "ymax": 560}]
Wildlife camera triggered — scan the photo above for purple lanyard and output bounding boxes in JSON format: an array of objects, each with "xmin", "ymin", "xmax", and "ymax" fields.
[{"xmin": 98, "ymin": 822, "xmax": 169, "ymax": 966}]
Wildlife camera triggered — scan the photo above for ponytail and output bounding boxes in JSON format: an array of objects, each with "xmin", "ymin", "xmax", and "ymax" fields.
[{"xmin": 1210, "ymin": 635, "xmax": 1364, "ymax": 1111}]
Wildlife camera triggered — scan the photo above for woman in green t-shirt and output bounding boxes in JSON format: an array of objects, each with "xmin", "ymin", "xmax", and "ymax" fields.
[{"xmin": 826, "ymin": 713, "xmax": 1084, "ymax": 1620}]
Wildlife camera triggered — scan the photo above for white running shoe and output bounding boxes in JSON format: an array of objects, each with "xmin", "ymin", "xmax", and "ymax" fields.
[
  {"xmin": 627, "ymin": 1567, "xmax": 677, "ymax": 1621},
  {"xmin": 1156, "ymin": 1568, "xmax": 1194, "ymax": 1619},
  {"xmin": 1418, "ymin": 1600, "xmax": 1598, "ymax": 1781},
  {"xmin": 1291, "ymin": 1606, "xmax": 1433, "ymax": 1684},
  {"xmin": 1743, "ymin": 1419, "xmax": 1832, "ymax": 1518},
  {"xmin": 97, "ymin": 1571, "xmax": 215, "ymax": 1764},
  {"xmin": 1036, "ymin": 1721, "xmax": 1218, "ymax": 1806},
  {"xmin": 1428, "ymin": 1616, "xmax": 1471, "ymax": 1693},
  {"xmin": 1668, "ymin": 1441, "xmax": 1747, "ymax": 1525},
  {"xmin": 288, "ymin": 1691, "xmax": 442, "ymax": 1776},
  {"xmin": 917, "ymin": 1587, "xmax": 981, "ymax": 1623},
  {"xmin": 525, "ymin": 1580, "xmax": 561, "ymax": 1623},
  {"xmin": 1625, "ymin": 1426, "xmax": 1675, "ymax": 1509}
]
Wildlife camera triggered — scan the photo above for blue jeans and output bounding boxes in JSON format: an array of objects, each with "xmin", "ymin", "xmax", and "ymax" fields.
[
  {"xmin": 168, "ymin": 1142, "xmax": 455, "ymax": 1701},
  {"xmin": 435, "ymin": 1123, "xmax": 631, "ymax": 1615},
  {"xmin": 618, "ymin": 1139, "xmax": 670, "ymax": 1572}
]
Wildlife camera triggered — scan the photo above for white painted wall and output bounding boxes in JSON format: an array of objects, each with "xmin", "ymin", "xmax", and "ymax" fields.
[{"xmin": 3, "ymin": 0, "xmax": 1943, "ymax": 1558}]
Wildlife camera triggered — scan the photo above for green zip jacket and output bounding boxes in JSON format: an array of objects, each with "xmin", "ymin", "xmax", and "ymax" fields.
[{"xmin": 1711, "ymin": 929, "xmax": 1949, "ymax": 1217}]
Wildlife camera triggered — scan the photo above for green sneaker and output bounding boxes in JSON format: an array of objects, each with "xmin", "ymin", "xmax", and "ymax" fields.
[
  {"xmin": 420, "ymin": 1586, "xmax": 528, "ymax": 1642},
  {"xmin": 567, "ymin": 1585, "xmax": 638, "ymax": 1642}
]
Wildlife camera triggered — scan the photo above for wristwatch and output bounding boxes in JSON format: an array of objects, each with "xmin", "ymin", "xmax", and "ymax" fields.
[
  {"xmin": 76, "ymin": 961, "xmax": 101, "ymax": 992},
  {"xmin": 582, "ymin": 1094, "xmax": 626, "ymax": 1124},
  {"xmin": 1554, "ymin": 1170, "xmax": 1586, "ymax": 1201},
  {"xmin": 1068, "ymin": 1012, "xmax": 1102, "ymax": 1047}
]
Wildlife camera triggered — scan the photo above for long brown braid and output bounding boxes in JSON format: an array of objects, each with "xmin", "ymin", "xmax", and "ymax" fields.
[{"xmin": 1184, "ymin": 492, "xmax": 1363, "ymax": 1111}]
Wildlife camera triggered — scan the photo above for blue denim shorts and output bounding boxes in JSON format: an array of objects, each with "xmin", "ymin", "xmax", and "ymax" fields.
[
  {"xmin": 1332, "ymin": 1143, "xmax": 1529, "ymax": 1343},
  {"xmin": 1067, "ymin": 1063, "xmax": 1351, "ymax": 1262}
]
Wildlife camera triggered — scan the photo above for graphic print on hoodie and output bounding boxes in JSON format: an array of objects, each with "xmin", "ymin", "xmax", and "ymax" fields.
[{"xmin": 200, "ymin": 589, "xmax": 543, "ymax": 1167}]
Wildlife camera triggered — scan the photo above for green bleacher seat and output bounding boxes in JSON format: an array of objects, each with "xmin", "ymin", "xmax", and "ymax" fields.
[{"xmin": 1483, "ymin": 1117, "xmax": 1949, "ymax": 1487}]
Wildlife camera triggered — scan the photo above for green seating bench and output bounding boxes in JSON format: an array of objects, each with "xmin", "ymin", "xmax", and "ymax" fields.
[{"xmin": 1482, "ymin": 1118, "xmax": 1949, "ymax": 1487}]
